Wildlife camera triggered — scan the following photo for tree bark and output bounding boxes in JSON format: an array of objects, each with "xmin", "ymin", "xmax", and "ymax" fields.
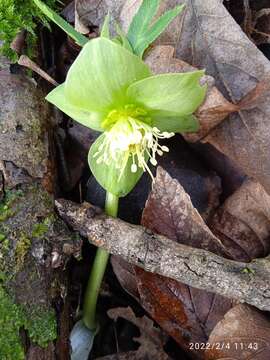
[{"xmin": 0, "ymin": 70, "xmax": 77, "ymax": 359}]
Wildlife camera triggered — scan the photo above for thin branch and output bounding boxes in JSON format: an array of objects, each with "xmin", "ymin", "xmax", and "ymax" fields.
[
  {"xmin": 18, "ymin": 55, "xmax": 59, "ymax": 86},
  {"xmin": 55, "ymin": 199, "xmax": 270, "ymax": 312}
]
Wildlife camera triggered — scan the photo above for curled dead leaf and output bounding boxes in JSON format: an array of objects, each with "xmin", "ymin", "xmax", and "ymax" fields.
[
  {"xmin": 205, "ymin": 304, "xmax": 270, "ymax": 359},
  {"xmin": 209, "ymin": 179, "xmax": 270, "ymax": 262}
]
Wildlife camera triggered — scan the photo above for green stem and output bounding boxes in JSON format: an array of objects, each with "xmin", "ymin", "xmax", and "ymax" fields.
[
  {"xmin": 82, "ymin": 192, "xmax": 119, "ymax": 330},
  {"xmin": 33, "ymin": 0, "xmax": 88, "ymax": 47}
]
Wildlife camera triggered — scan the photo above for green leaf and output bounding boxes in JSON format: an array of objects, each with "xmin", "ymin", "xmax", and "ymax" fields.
[
  {"xmin": 33, "ymin": 0, "xmax": 88, "ymax": 47},
  {"xmin": 46, "ymin": 84, "xmax": 104, "ymax": 131},
  {"xmin": 88, "ymin": 134, "xmax": 145, "ymax": 197},
  {"xmin": 100, "ymin": 14, "xmax": 110, "ymax": 38},
  {"xmin": 127, "ymin": 71, "xmax": 207, "ymax": 116},
  {"xmin": 134, "ymin": 4, "xmax": 185, "ymax": 57},
  {"xmin": 127, "ymin": 0, "xmax": 160, "ymax": 49},
  {"xmin": 65, "ymin": 37, "xmax": 151, "ymax": 113},
  {"xmin": 151, "ymin": 112, "xmax": 199, "ymax": 133},
  {"xmin": 127, "ymin": 0, "xmax": 184, "ymax": 57}
]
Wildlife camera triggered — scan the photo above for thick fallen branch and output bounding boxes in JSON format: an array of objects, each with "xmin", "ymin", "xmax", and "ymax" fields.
[{"xmin": 56, "ymin": 199, "xmax": 270, "ymax": 312}]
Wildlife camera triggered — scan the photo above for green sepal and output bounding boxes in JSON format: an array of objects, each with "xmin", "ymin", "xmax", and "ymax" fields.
[
  {"xmin": 128, "ymin": 71, "xmax": 207, "ymax": 116},
  {"xmin": 46, "ymin": 84, "xmax": 104, "ymax": 132},
  {"xmin": 88, "ymin": 134, "xmax": 145, "ymax": 197},
  {"xmin": 151, "ymin": 112, "xmax": 199, "ymax": 133},
  {"xmin": 65, "ymin": 38, "xmax": 151, "ymax": 113}
]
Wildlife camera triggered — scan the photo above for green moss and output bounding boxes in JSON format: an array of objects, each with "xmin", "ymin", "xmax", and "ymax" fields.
[
  {"xmin": 0, "ymin": 191, "xmax": 25, "ymax": 271},
  {"xmin": 0, "ymin": 190, "xmax": 23, "ymax": 222},
  {"xmin": 0, "ymin": 286, "xmax": 25, "ymax": 360},
  {"xmin": 24, "ymin": 307, "xmax": 57, "ymax": 347},
  {"xmin": 0, "ymin": 285, "xmax": 57, "ymax": 359},
  {"xmin": 0, "ymin": 0, "xmax": 58, "ymax": 61},
  {"xmin": 241, "ymin": 266, "xmax": 255, "ymax": 275},
  {"xmin": 0, "ymin": 206, "xmax": 14, "ymax": 222},
  {"xmin": 1, "ymin": 238, "xmax": 10, "ymax": 253},
  {"xmin": 31, "ymin": 215, "xmax": 54, "ymax": 242},
  {"xmin": 0, "ymin": 230, "xmax": 10, "ymax": 259},
  {"xmin": 14, "ymin": 233, "xmax": 31, "ymax": 271},
  {"xmin": 32, "ymin": 220, "xmax": 49, "ymax": 238}
]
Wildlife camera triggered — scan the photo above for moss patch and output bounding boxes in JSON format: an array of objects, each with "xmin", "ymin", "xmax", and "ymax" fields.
[
  {"xmin": 0, "ymin": 190, "xmax": 23, "ymax": 222},
  {"xmin": 14, "ymin": 233, "xmax": 31, "ymax": 271},
  {"xmin": 0, "ymin": 286, "xmax": 25, "ymax": 360},
  {"xmin": 31, "ymin": 215, "xmax": 52, "ymax": 238},
  {"xmin": 0, "ymin": 285, "xmax": 57, "ymax": 359},
  {"xmin": 0, "ymin": 233, "xmax": 9, "ymax": 254},
  {"xmin": 0, "ymin": 0, "xmax": 58, "ymax": 61},
  {"xmin": 24, "ymin": 307, "xmax": 57, "ymax": 347},
  {"xmin": 0, "ymin": 188, "xmax": 58, "ymax": 357}
]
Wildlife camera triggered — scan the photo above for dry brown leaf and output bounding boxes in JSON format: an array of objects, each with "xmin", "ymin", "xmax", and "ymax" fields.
[
  {"xmin": 205, "ymin": 304, "xmax": 270, "ymax": 359},
  {"xmin": 134, "ymin": 167, "xmax": 233, "ymax": 358},
  {"xmin": 75, "ymin": 0, "xmax": 126, "ymax": 31},
  {"xmin": 111, "ymin": 256, "xmax": 140, "ymax": 301},
  {"xmin": 135, "ymin": 268, "xmax": 234, "ymax": 360},
  {"xmin": 74, "ymin": 0, "xmax": 90, "ymax": 34},
  {"xmin": 192, "ymin": 143, "xmax": 246, "ymax": 198},
  {"xmin": 209, "ymin": 179, "xmax": 270, "ymax": 262},
  {"xmin": 141, "ymin": 167, "xmax": 226, "ymax": 254},
  {"xmin": 246, "ymin": 5, "xmax": 270, "ymax": 45},
  {"xmin": 172, "ymin": 0, "xmax": 270, "ymax": 194},
  {"xmin": 63, "ymin": 123, "xmax": 98, "ymax": 190}
]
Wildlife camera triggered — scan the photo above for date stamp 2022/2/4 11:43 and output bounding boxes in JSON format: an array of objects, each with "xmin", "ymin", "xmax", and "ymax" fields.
[{"xmin": 189, "ymin": 341, "xmax": 260, "ymax": 351}]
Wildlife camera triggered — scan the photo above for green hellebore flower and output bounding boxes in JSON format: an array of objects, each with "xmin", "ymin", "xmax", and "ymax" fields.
[{"xmin": 46, "ymin": 37, "xmax": 207, "ymax": 197}]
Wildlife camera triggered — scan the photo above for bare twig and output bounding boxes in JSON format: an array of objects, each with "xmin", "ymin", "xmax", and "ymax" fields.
[
  {"xmin": 18, "ymin": 55, "xmax": 59, "ymax": 86},
  {"xmin": 55, "ymin": 199, "xmax": 270, "ymax": 312}
]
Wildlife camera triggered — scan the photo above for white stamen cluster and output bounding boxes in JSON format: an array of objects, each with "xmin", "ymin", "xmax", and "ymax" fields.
[{"xmin": 94, "ymin": 112, "xmax": 174, "ymax": 180}]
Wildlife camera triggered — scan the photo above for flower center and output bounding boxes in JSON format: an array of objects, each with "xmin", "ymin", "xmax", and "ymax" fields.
[
  {"xmin": 101, "ymin": 104, "xmax": 151, "ymax": 130},
  {"xmin": 94, "ymin": 105, "xmax": 174, "ymax": 180}
]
